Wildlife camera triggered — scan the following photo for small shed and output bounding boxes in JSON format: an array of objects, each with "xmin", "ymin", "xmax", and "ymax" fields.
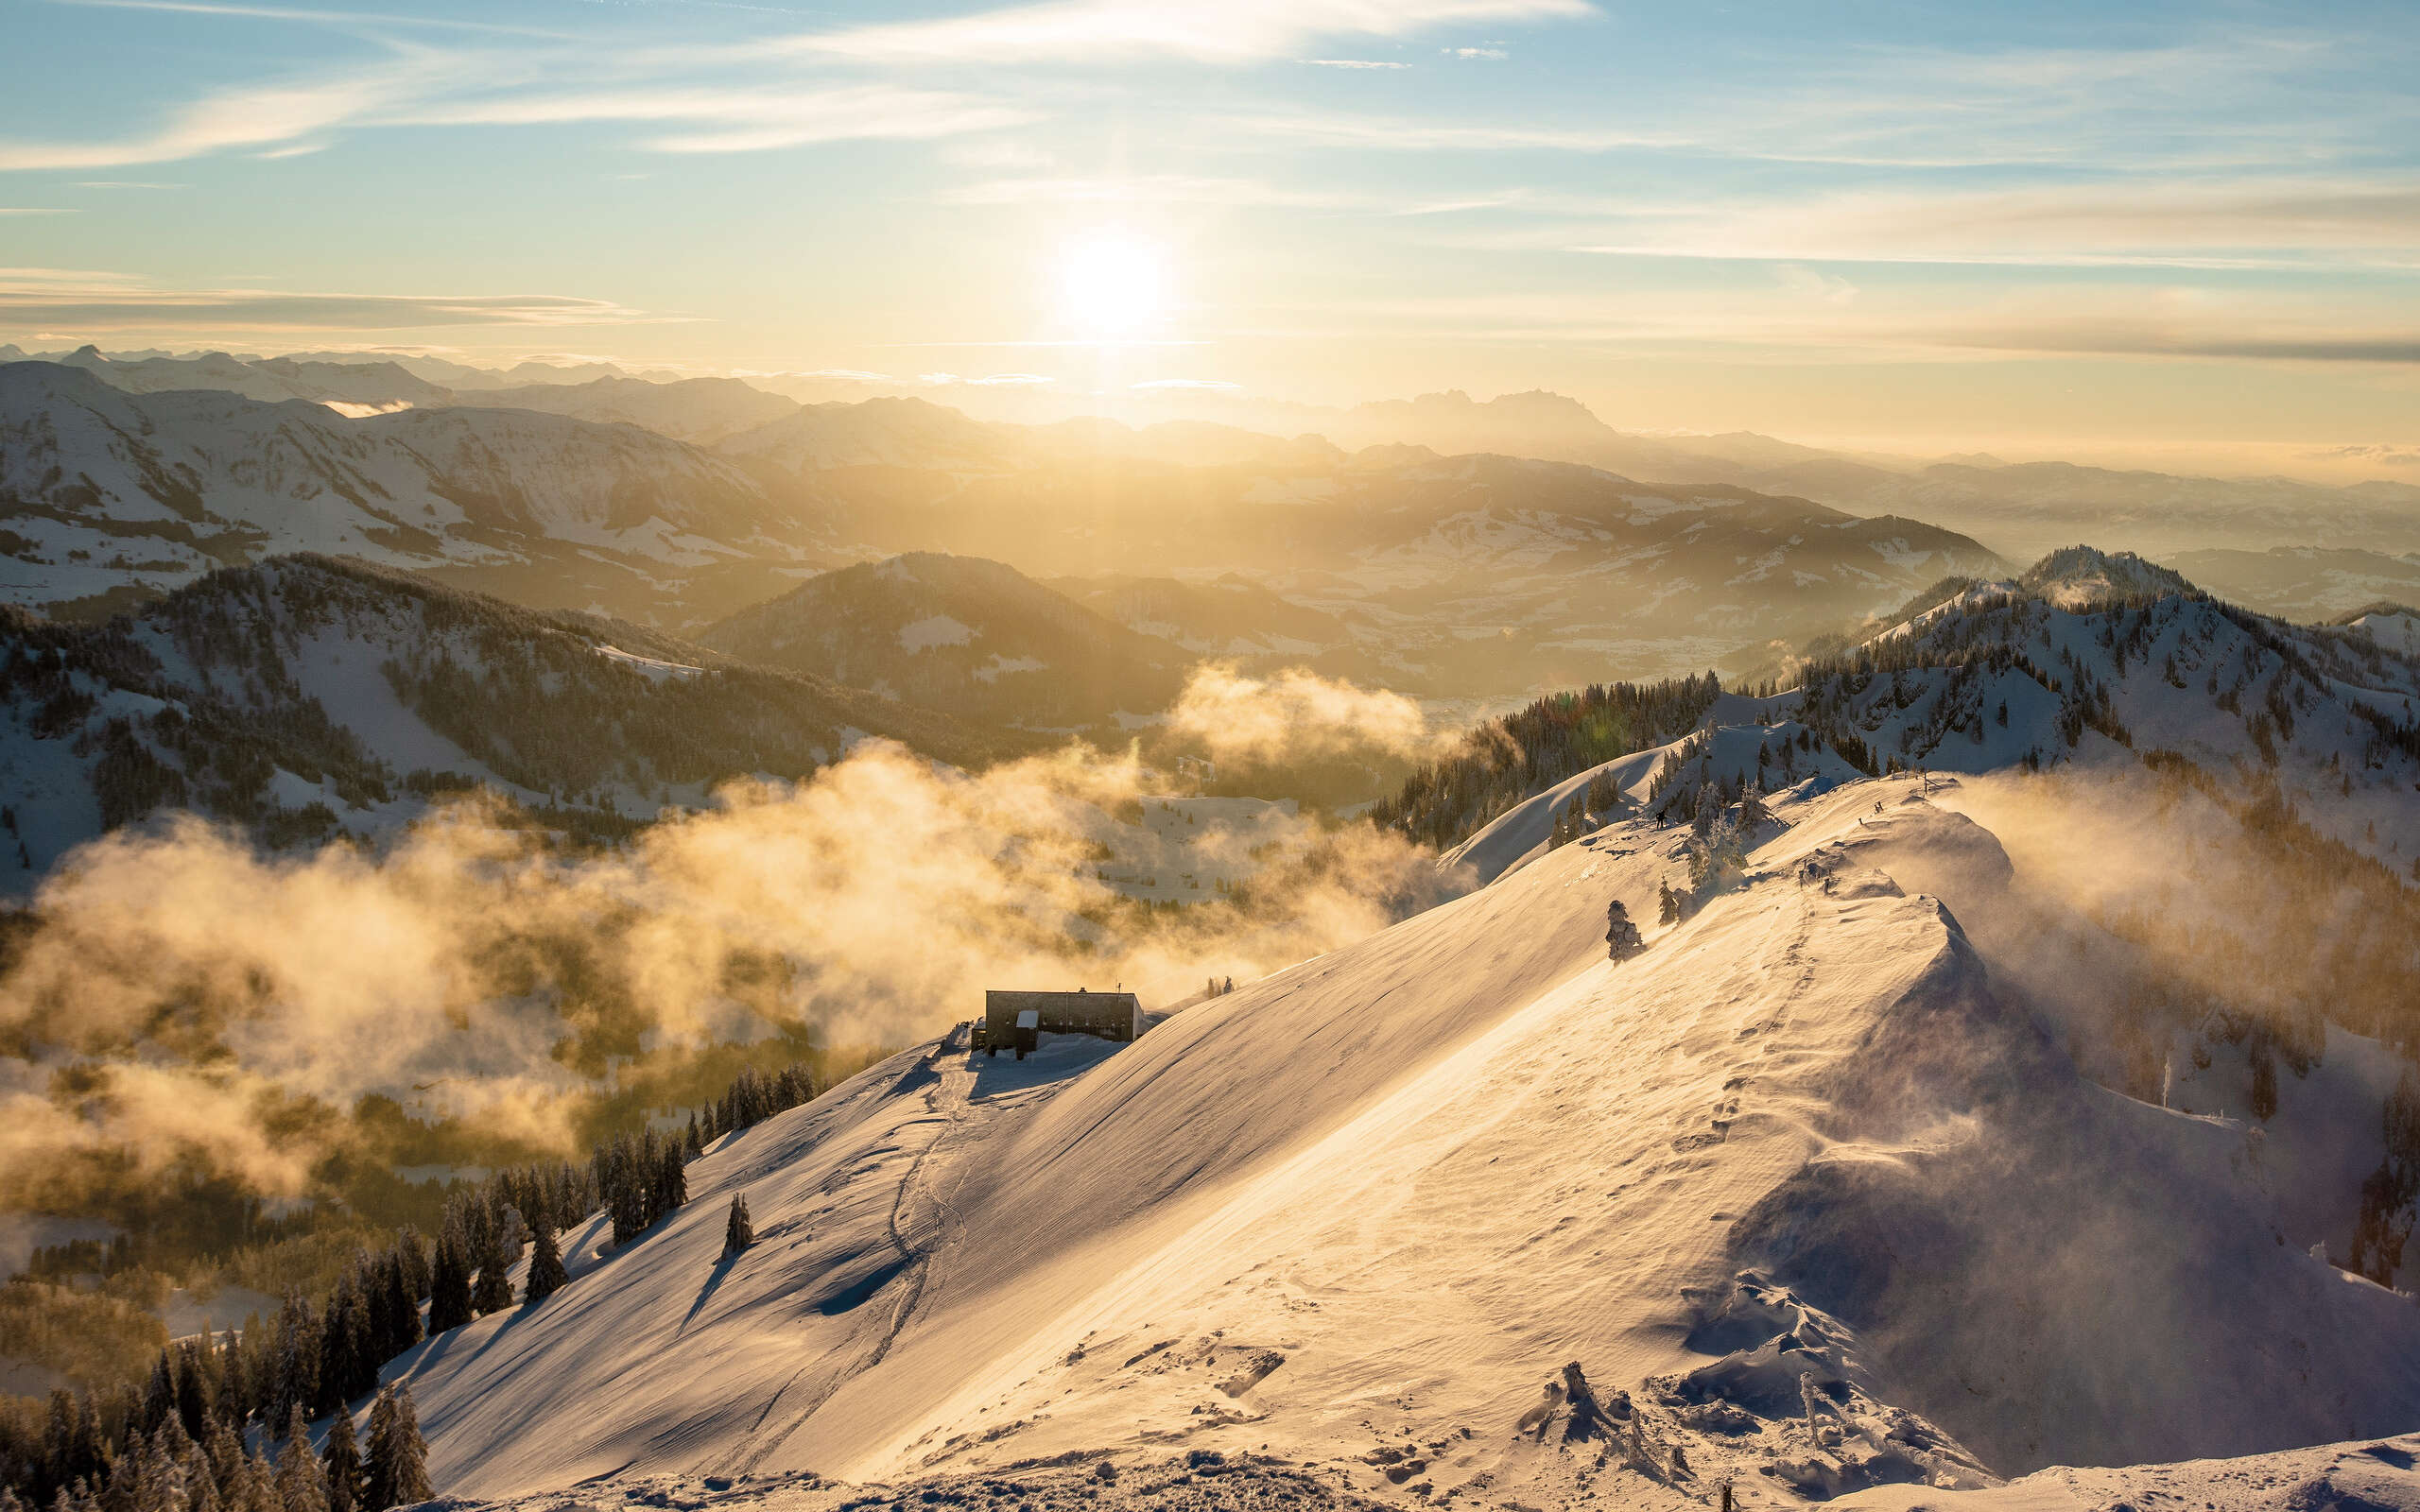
[{"xmin": 980, "ymin": 988, "xmax": 1142, "ymax": 1057}]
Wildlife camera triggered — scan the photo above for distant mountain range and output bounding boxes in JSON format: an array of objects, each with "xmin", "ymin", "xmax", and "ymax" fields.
[
  {"xmin": 1, "ymin": 359, "xmax": 2008, "ymax": 693},
  {"xmin": 14, "ymin": 344, "xmax": 2420, "ymax": 703},
  {"xmin": 16, "ymin": 346, "xmax": 2415, "ymax": 565}
]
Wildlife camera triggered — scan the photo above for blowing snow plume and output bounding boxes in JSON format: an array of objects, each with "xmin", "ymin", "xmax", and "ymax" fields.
[
  {"xmin": 0, "ymin": 740, "xmax": 1462, "ymax": 1216},
  {"xmin": 1165, "ymin": 663, "xmax": 1433, "ymax": 767}
]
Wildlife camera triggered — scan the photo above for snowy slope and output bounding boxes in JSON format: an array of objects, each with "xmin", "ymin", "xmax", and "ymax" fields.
[
  {"xmin": 1837, "ymin": 1435, "xmax": 2420, "ymax": 1512},
  {"xmin": 389, "ymin": 782, "xmax": 2420, "ymax": 1509},
  {"xmin": 2350, "ymin": 608, "xmax": 2420, "ymax": 658},
  {"xmin": 418, "ymin": 1432, "xmax": 2420, "ymax": 1512}
]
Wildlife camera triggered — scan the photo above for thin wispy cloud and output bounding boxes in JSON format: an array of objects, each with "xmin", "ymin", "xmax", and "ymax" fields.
[
  {"xmin": 1545, "ymin": 179, "xmax": 2420, "ymax": 272},
  {"xmin": 49, "ymin": 0, "xmax": 576, "ymax": 38},
  {"xmin": 0, "ymin": 56, "xmax": 444, "ymax": 171},
  {"xmin": 0, "ymin": 0, "xmax": 1590, "ymax": 171},
  {"xmin": 778, "ymin": 0, "xmax": 1589, "ymax": 64},
  {"xmin": 412, "ymin": 83, "xmax": 1036, "ymax": 153},
  {"xmin": 1245, "ymin": 30, "xmax": 2413, "ymax": 173},
  {"xmin": 0, "ymin": 271, "xmax": 669, "ymax": 333},
  {"xmin": 1254, "ymin": 283, "xmax": 2420, "ymax": 367},
  {"xmin": 1304, "ymin": 59, "xmax": 1409, "ymax": 69}
]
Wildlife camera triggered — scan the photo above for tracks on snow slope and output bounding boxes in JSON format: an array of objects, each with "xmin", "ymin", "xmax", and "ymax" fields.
[{"xmin": 735, "ymin": 1029, "xmax": 983, "ymax": 1471}]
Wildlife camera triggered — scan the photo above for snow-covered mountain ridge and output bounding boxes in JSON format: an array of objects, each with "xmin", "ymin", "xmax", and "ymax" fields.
[
  {"xmin": 0, "ymin": 363, "xmax": 840, "ymax": 627},
  {"xmin": 1412, "ymin": 548, "xmax": 2420, "ymax": 884},
  {"xmin": 380, "ymin": 779, "xmax": 2420, "ymax": 1511},
  {"xmin": 0, "ymin": 555, "xmax": 1020, "ymax": 886}
]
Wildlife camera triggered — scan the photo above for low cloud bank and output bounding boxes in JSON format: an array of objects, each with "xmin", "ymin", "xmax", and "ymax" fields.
[
  {"xmin": 0, "ymin": 740, "xmax": 1462, "ymax": 1212},
  {"xmin": 1167, "ymin": 664, "xmax": 1434, "ymax": 768}
]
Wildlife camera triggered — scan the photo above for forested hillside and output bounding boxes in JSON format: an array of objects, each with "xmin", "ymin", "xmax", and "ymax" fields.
[{"xmin": 0, "ymin": 555, "xmax": 1022, "ymax": 879}]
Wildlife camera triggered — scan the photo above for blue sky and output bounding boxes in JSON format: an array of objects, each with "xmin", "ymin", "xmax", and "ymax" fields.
[{"xmin": 3, "ymin": 0, "xmax": 2417, "ymax": 466}]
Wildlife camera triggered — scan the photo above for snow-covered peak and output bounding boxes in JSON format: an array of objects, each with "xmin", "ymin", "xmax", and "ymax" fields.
[
  {"xmin": 2346, "ymin": 605, "xmax": 2420, "ymax": 658},
  {"xmin": 2020, "ymin": 544, "xmax": 2198, "ymax": 608}
]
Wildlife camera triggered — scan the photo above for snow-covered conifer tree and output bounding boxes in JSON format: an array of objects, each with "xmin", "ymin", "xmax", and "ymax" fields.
[
  {"xmin": 273, "ymin": 1408, "xmax": 325, "ymax": 1512},
  {"xmin": 424, "ymin": 1230, "xmax": 472, "ymax": 1336},
  {"xmin": 360, "ymin": 1387, "xmax": 428, "ymax": 1512},
  {"xmin": 319, "ymin": 1412, "xmax": 360, "ymax": 1512},
  {"xmin": 1606, "ymin": 901, "xmax": 1645, "ymax": 961},
  {"xmin": 469, "ymin": 1223, "xmax": 514, "ymax": 1315},
  {"xmin": 522, "ymin": 1221, "xmax": 567, "ymax": 1306}
]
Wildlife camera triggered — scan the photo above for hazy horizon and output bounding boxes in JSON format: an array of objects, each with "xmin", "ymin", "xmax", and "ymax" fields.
[
  {"xmin": 9, "ymin": 335, "xmax": 2416, "ymax": 490},
  {"xmin": 6, "ymin": 0, "xmax": 2419, "ymax": 483}
]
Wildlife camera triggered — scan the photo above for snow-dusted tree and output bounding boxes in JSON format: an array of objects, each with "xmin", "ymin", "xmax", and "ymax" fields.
[
  {"xmin": 522, "ymin": 1221, "xmax": 566, "ymax": 1307},
  {"xmin": 203, "ymin": 1418, "xmax": 246, "ymax": 1503},
  {"xmin": 232, "ymin": 1448, "xmax": 277, "ymax": 1512},
  {"xmin": 722, "ymin": 1195, "xmax": 753, "ymax": 1259},
  {"xmin": 214, "ymin": 1336, "xmax": 250, "ymax": 1434},
  {"xmin": 172, "ymin": 1344, "xmax": 212, "ymax": 1441},
  {"xmin": 360, "ymin": 1387, "xmax": 428, "ymax": 1512},
  {"xmin": 102, "ymin": 1445, "xmax": 138, "ymax": 1512},
  {"xmin": 1690, "ymin": 783, "xmax": 1718, "ymax": 839},
  {"xmin": 424, "ymin": 1230, "xmax": 472, "ymax": 1336},
  {"xmin": 1736, "ymin": 785, "xmax": 1770, "ymax": 833},
  {"xmin": 178, "ymin": 1446, "xmax": 216, "ymax": 1512},
  {"xmin": 1686, "ymin": 814, "xmax": 1746, "ymax": 892},
  {"xmin": 275, "ymin": 1407, "xmax": 325, "ymax": 1512},
  {"xmin": 319, "ymin": 1413, "xmax": 361, "ymax": 1512},
  {"xmin": 1606, "ymin": 901, "xmax": 1644, "ymax": 962},
  {"xmin": 313, "ymin": 1274, "xmax": 368, "ymax": 1417},
  {"xmin": 132, "ymin": 1424, "xmax": 187, "ymax": 1512},
  {"xmin": 469, "ymin": 1222, "xmax": 515, "ymax": 1316},
  {"xmin": 139, "ymin": 1357, "xmax": 176, "ymax": 1441},
  {"xmin": 267, "ymin": 1295, "xmax": 319, "ymax": 1434}
]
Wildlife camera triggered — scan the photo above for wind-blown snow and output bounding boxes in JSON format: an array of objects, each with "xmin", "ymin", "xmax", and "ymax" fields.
[{"xmin": 389, "ymin": 780, "xmax": 2420, "ymax": 1509}]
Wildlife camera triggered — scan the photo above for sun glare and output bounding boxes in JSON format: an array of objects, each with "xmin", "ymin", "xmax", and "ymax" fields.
[{"xmin": 1060, "ymin": 233, "xmax": 1167, "ymax": 336}]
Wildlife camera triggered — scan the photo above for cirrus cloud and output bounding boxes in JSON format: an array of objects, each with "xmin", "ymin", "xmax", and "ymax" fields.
[
  {"xmin": 782, "ymin": 0, "xmax": 1588, "ymax": 65},
  {"xmin": 0, "ymin": 269, "xmax": 669, "ymax": 334}
]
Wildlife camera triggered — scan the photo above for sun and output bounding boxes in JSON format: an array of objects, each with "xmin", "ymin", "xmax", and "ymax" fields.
[{"xmin": 1059, "ymin": 232, "xmax": 1168, "ymax": 336}]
